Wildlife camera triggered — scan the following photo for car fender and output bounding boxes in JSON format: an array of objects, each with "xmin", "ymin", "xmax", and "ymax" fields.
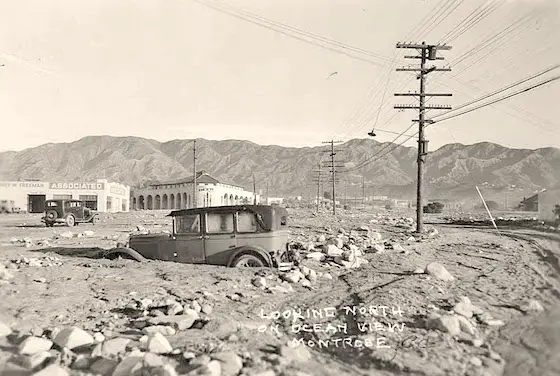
[
  {"xmin": 103, "ymin": 247, "xmax": 147, "ymax": 262},
  {"xmin": 227, "ymin": 246, "xmax": 273, "ymax": 267},
  {"xmin": 85, "ymin": 212, "xmax": 99, "ymax": 222}
]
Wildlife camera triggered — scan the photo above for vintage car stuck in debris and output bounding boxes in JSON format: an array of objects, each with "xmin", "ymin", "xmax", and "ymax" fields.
[
  {"xmin": 104, "ymin": 205, "xmax": 296, "ymax": 268},
  {"xmin": 42, "ymin": 199, "xmax": 99, "ymax": 227}
]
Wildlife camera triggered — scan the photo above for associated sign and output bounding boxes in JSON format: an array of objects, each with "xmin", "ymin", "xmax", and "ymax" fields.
[{"xmin": 50, "ymin": 182, "xmax": 105, "ymax": 190}]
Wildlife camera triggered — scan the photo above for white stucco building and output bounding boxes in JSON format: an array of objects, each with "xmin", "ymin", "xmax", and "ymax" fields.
[
  {"xmin": 131, "ymin": 171, "xmax": 260, "ymax": 210},
  {"xmin": 0, "ymin": 179, "xmax": 130, "ymax": 213},
  {"xmin": 538, "ymin": 189, "xmax": 560, "ymax": 222}
]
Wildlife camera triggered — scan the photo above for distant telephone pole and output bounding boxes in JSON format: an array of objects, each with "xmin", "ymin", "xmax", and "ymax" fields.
[
  {"xmin": 321, "ymin": 140, "xmax": 344, "ymax": 215},
  {"xmin": 266, "ymin": 180, "xmax": 269, "ymax": 205},
  {"xmin": 193, "ymin": 140, "xmax": 197, "ymax": 208},
  {"xmin": 312, "ymin": 162, "xmax": 323, "ymax": 212},
  {"xmin": 394, "ymin": 42, "xmax": 452, "ymax": 233},
  {"xmin": 253, "ymin": 173, "xmax": 257, "ymax": 204},
  {"xmin": 344, "ymin": 179, "xmax": 348, "ymax": 206},
  {"xmin": 362, "ymin": 176, "xmax": 365, "ymax": 209}
]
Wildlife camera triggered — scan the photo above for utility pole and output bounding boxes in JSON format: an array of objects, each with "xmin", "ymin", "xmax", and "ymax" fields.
[
  {"xmin": 394, "ymin": 42, "xmax": 452, "ymax": 233},
  {"xmin": 253, "ymin": 173, "xmax": 257, "ymax": 205},
  {"xmin": 193, "ymin": 140, "xmax": 197, "ymax": 208},
  {"xmin": 265, "ymin": 180, "xmax": 269, "ymax": 205},
  {"xmin": 321, "ymin": 140, "xmax": 344, "ymax": 215},
  {"xmin": 312, "ymin": 162, "xmax": 323, "ymax": 212},
  {"xmin": 344, "ymin": 179, "xmax": 348, "ymax": 206},
  {"xmin": 362, "ymin": 176, "xmax": 365, "ymax": 209}
]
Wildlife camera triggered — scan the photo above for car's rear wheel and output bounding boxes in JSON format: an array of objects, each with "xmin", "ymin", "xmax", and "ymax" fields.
[
  {"xmin": 232, "ymin": 254, "xmax": 266, "ymax": 268},
  {"xmin": 66, "ymin": 214, "xmax": 75, "ymax": 227}
]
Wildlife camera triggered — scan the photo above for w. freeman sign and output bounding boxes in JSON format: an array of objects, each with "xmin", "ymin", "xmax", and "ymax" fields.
[
  {"xmin": 49, "ymin": 182, "xmax": 105, "ymax": 190},
  {"xmin": 0, "ymin": 181, "xmax": 48, "ymax": 189}
]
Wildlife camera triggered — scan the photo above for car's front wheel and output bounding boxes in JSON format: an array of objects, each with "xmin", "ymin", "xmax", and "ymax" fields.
[
  {"xmin": 232, "ymin": 254, "xmax": 266, "ymax": 268},
  {"xmin": 66, "ymin": 214, "xmax": 75, "ymax": 227}
]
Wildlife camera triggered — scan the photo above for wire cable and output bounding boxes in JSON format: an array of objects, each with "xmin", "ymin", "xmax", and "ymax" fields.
[
  {"xmin": 191, "ymin": 0, "xmax": 393, "ymax": 67},
  {"xmin": 432, "ymin": 75, "xmax": 560, "ymax": 124},
  {"xmin": 433, "ymin": 63, "xmax": 560, "ymax": 119},
  {"xmin": 344, "ymin": 75, "xmax": 560, "ymax": 172}
]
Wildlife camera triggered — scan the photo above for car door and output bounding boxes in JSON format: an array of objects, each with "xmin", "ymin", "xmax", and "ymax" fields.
[
  {"xmin": 74, "ymin": 201, "xmax": 84, "ymax": 220},
  {"xmin": 204, "ymin": 212, "xmax": 237, "ymax": 265},
  {"xmin": 172, "ymin": 213, "xmax": 205, "ymax": 264},
  {"xmin": 64, "ymin": 201, "xmax": 75, "ymax": 218}
]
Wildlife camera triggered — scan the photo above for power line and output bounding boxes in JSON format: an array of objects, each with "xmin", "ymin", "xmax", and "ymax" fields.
[
  {"xmin": 433, "ymin": 63, "xmax": 560, "ymax": 119},
  {"xmin": 432, "ymin": 75, "xmax": 560, "ymax": 124},
  {"xmin": 437, "ymin": 0, "xmax": 491, "ymax": 43},
  {"xmin": 331, "ymin": 0, "xmax": 459, "ymax": 140},
  {"xmin": 420, "ymin": 0, "xmax": 465, "ymax": 39},
  {"xmin": 449, "ymin": 13, "xmax": 541, "ymax": 77},
  {"xmin": 450, "ymin": 10, "xmax": 538, "ymax": 67},
  {"xmin": 369, "ymin": 3, "xmax": 537, "ymax": 129},
  {"xmin": 190, "ymin": 0, "xmax": 393, "ymax": 67},
  {"xmin": 446, "ymin": 0, "xmax": 507, "ymax": 43},
  {"xmin": 347, "ymin": 72, "xmax": 560, "ymax": 174},
  {"xmin": 432, "ymin": 78, "xmax": 558, "ymax": 134}
]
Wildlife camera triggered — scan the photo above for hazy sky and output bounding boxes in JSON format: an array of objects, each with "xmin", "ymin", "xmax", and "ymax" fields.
[{"xmin": 1, "ymin": 0, "xmax": 559, "ymax": 152}]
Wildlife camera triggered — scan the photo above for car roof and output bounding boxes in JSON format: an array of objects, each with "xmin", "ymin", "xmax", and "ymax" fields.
[{"xmin": 167, "ymin": 204, "xmax": 277, "ymax": 217}]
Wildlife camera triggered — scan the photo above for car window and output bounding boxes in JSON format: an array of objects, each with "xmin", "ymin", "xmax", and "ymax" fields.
[
  {"xmin": 47, "ymin": 202, "xmax": 57, "ymax": 207},
  {"xmin": 176, "ymin": 214, "xmax": 201, "ymax": 234},
  {"xmin": 207, "ymin": 213, "xmax": 234, "ymax": 234},
  {"xmin": 237, "ymin": 211, "xmax": 257, "ymax": 233}
]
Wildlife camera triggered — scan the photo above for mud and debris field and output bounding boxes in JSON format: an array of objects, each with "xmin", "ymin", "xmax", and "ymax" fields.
[{"xmin": 1, "ymin": 208, "xmax": 559, "ymax": 376}]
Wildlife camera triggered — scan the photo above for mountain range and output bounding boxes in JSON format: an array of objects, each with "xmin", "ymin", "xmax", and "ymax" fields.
[{"xmin": 1, "ymin": 136, "xmax": 559, "ymax": 205}]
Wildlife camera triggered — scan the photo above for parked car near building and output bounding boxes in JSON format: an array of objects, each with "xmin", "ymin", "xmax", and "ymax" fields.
[
  {"xmin": 104, "ymin": 205, "xmax": 296, "ymax": 268},
  {"xmin": 0, "ymin": 200, "xmax": 17, "ymax": 213},
  {"xmin": 42, "ymin": 199, "xmax": 99, "ymax": 227}
]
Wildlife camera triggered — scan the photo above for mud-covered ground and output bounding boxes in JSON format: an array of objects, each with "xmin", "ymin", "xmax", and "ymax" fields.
[{"xmin": 0, "ymin": 208, "xmax": 559, "ymax": 376}]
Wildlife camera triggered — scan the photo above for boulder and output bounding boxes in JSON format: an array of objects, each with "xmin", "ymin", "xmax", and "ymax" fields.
[
  {"xmin": 0, "ymin": 321, "xmax": 12, "ymax": 337},
  {"xmin": 33, "ymin": 364, "xmax": 69, "ymax": 376},
  {"xmin": 453, "ymin": 297, "xmax": 474, "ymax": 318},
  {"xmin": 279, "ymin": 343, "xmax": 312, "ymax": 363},
  {"xmin": 425, "ymin": 262, "xmax": 455, "ymax": 281},
  {"xmin": 323, "ymin": 244, "xmax": 343, "ymax": 257},
  {"xmin": 91, "ymin": 337, "xmax": 131, "ymax": 357},
  {"xmin": 210, "ymin": 351, "xmax": 243, "ymax": 376},
  {"xmin": 18, "ymin": 336, "xmax": 53, "ymax": 355},
  {"xmin": 53, "ymin": 327, "xmax": 94, "ymax": 350},
  {"xmin": 146, "ymin": 332, "xmax": 173, "ymax": 354},
  {"xmin": 426, "ymin": 314, "xmax": 461, "ymax": 336}
]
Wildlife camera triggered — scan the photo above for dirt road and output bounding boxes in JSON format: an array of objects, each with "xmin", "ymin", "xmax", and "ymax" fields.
[{"xmin": 0, "ymin": 209, "xmax": 559, "ymax": 375}]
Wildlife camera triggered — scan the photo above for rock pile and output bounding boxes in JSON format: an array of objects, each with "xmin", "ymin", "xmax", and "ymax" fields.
[
  {"xmin": 0, "ymin": 318, "xmax": 256, "ymax": 376},
  {"xmin": 424, "ymin": 296, "xmax": 512, "ymax": 349}
]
